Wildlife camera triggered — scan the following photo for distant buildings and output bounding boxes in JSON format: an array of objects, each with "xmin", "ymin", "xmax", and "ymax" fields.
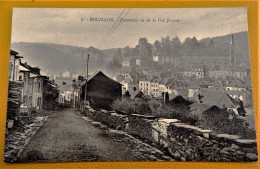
[
  {"xmin": 139, "ymin": 77, "xmax": 152, "ymax": 96},
  {"xmin": 208, "ymin": 67, "xmax": 249, "ymax": 80}
]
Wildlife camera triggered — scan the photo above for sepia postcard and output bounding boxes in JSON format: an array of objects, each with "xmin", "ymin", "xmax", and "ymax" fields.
[{"xmin": 4, "ymin": 7, "xmax": 258, "ymax": 163}]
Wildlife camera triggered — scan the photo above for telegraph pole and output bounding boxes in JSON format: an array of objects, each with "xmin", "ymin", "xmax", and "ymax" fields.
[{"xmin": 84, "ymin": 53, "xmax": 89, "ymax": 102}]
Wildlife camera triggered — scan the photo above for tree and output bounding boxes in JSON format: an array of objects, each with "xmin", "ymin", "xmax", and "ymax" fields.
[
  {"xmin": 161, "ymin": 35, "xmax": 173, "ymax": 57},
  {"xmin": 172, "ymin": 36, "xmax": 182, "ymax": 57},
  {"xmin": 154, "ymin": 40, "xmax": 162, "ymax": 56},
  {"xmin": 123, "ymin": 46, "xmax": 132, "ymax": 58},
  {"xmin": 43, "ymin": 79, "xmax": 60, "ymax": 110}
]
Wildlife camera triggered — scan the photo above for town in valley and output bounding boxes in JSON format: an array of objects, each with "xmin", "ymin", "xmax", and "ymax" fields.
[{"xmin": 4, "ymin": 8, "xmax": 258, "ymax": 163}]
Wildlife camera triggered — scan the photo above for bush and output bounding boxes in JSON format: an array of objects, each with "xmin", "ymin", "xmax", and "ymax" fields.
[
  {"xmin": 196, "ymin": 110, "xmax": 256, "ymax": 139},
  {"xmin": 111, "ymin": 97, "xmax": 255, "ymax": 139},
  {"xmin": 111, "ymin": 97, "xmax": 197, "ymax": 123}
]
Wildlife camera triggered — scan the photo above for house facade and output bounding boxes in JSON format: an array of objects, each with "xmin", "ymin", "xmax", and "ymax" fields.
[{"xmin": 81, "ymin": 71, "xmax": 122, "ymax": 110}]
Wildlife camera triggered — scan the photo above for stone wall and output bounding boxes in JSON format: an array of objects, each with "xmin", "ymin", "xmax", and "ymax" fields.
[
  {"xmin": 83, "ymin": 106, "xmax": 128, "ymax": 131},
  {"xmin": 81, "ymin": 106, "xmax": 258, "ymax": 162}
]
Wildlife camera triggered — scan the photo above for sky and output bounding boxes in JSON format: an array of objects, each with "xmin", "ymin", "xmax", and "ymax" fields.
[{"xmin": 11, "ymin": 8, "xmax": 248, "ymax": 49}]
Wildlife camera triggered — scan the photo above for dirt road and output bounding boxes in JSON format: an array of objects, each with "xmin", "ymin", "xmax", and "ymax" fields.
[{"xmin": 18, "ymin": 108, "xmax": 172, "ymax": 163}]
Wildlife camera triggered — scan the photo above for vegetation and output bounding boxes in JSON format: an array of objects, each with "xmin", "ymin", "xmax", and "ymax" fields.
[
  {"xmin": 42, "ymin": 79, "xmax": 60, "ymax": 110},
  {"xmin": 111, "ymin": 97, "xmax": 197, "ymax": 124},
  {"xmin": 111, "ymin": 97, "xmax": 256, "ymax": 139}
]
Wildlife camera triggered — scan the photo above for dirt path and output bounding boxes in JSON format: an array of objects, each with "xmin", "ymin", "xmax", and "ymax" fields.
[{"xmin": 17, "ymin": 108, "xmax": 172, "ymax": 163}]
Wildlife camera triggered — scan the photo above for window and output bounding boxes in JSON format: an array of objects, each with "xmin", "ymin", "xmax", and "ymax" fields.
[
  {"xmin": 19, "ymin": 75, "xmax": 22, "ymax": 81},
  {"xmin": 38, "ymin": 82, "xmax": 41, "ymax": 92}
]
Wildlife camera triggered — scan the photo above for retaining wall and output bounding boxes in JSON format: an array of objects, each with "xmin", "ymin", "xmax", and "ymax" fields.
[
  {"xmin": 83, "ymin": 106, "xmax": 128, "ymax": 131},
  {"xmin": 81, "ymin": 106, "xmax": 258, "ymax": 162}
]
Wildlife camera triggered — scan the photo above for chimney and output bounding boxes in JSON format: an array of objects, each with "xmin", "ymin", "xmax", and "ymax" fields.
[{"xmin": 78, "ymin": 76, "xmax": 83, "ymax": 81}]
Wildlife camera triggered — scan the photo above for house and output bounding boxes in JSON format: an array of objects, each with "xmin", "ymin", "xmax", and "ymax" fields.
[
  {"xmin": 71, "ymin": 76, "xmax": 85, "ymax": 108},
  {"xmin": 125, "ymin": 90, "xmax": 144, "ymax": 100},
  {"xmin": 122, "ymin": 59, "xmax": 130, "ymax": 67},
  {"xmin": 158, "ymin": 78, "xmax": 169, "ymax": 97},
  {"xmin": 8, "ymin": 49, "xmax": 59, "ymax": 112},
  {"xmin": 114, "ymin": 66, "xmax": 132, "ymax": 79},
  {"xmin": 208, "ymin": 67, "xmax": 249, "ymax": 80},
  {"xmin": 190, "ymin": 102, "xmax": 215, "ymax": 115},
  {"xmin": 166, "ymin": 80, "xmax": 188, "ymax": 99},
  {"xmin": 181, "ymin": 67, "xmax": 205, "ymax": 79},
  {"xmin": 58, "ymin": 81, "xmax": 73, "ymax": 107},
  {"xmin": 136, "ymin": 59, "xmax": 141, "ymax": 66},
  {"xmin": 9, "ymin": 50, "xmax": 24, "ymax": 81},
  {"xmin": 150, "ymin": 78, "xmax": 161, "ymax": 97},
  {"xmin": 174, "ymin": 56, "xmax": 230, "ymax": 68},
  {"xmin": 116, "ymin": 76, "xmax": 133, "ymax": 94},
  {"xmin": 158, "ymin": 56, "xmax": 174, "ymax": 65},
  {"xmin": 188, "ymin": 84, "xmax": 200, "ymax": 100},
  {"xmin": 199, "ymin": 90, "xmax": 246, "ymax": 116},
  {"xmin": 225, "ymin": 79, "xmax": 245, "ymax": 91},
  {"xmin": 168, "ymin": 95, "xmax": 192, "ymax": 106},
  {"xmin": 153, "ymin": 55, "xmax": 159, "ymax": 62},
  {"xmin": 139, "ymin": 77, "xmax": 152, "ymax": 96},
  {"xmin": 19, "ymin": 62, "xmax": 47, "ymax": 110},
  {"xmin": 81, "ymin": 71, "xmax": 122, "ymax": 110}
]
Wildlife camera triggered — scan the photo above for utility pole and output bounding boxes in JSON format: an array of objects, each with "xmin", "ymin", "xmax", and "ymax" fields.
[{"xmin": 84, "ymin": 53, "xmax": 89, "ymax": 102}]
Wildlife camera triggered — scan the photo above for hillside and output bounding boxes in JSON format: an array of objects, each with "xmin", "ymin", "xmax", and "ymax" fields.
[
  {"xmin": 11, "ymin": 31, "xmax": 251, "ymax": 77},
  {"xmin": 199, "ymin": 31, "xmax": 250, "ymax": 64},
  {"xmin": 11, "ymin": 42, "xmax": 116, "ymax": 77}
]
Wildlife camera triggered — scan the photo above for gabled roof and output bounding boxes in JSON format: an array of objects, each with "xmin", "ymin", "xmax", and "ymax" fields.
[
  {"xmin": 190, "ymin": 102, "xmax": 214, "ymax": 114},
  {"xmin": 20, "ymin": 62, "xmax": 41, "ymax": 75},
  {"xmin": 151, "ymin": 78, "xmax": 161, "ymax": 83},
  {"xmin": 82, "ymin": 71, "xmax": 122, "ymax": 87},
  {"xmin": 159, "ymin": 78, "xmax": 169, "ymax": 85},
  {"xmin": 19, "ymin": 65, "xmax": 31, "ymax": 72},
  {"xmin": 169, "ymin": 95, "xmax": 192, "ymax": 105},
  {"xmin": 225, "ymin": 79, "xmax": 244, "ymax": 88},
  {"xmin": 200, "ymin": 90, "xmax": 241, "ymax": 108},
  {"xmin": 129, "ymin": 90, "xmax": 144, "ymax": 99}
]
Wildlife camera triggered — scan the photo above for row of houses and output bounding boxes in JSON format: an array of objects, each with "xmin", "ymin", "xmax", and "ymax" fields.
[
  {"xmin": 8, "ymin": 50, "xmax": 59, "ymax": 112},
  {"xmin": 170, "ymin": 65, "xmax": 250, "ymax": 80},
  {"xmin": 138, "ymin": 76, "xmax": 252, "ymax": 106}
]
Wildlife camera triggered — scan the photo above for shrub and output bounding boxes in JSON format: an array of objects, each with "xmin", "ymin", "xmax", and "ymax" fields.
[
  {"xmin": 111, "ymin": 97, "xmax": 255, "ymax": 139},
  {"xmin": 196, "ymin": 110, "xmax": 256, "ymax": 139}
]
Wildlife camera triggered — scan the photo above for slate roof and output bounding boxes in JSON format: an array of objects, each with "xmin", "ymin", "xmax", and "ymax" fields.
[
  {"xmin": 169, "ymin": 95, "xmax": 192, "ymax": 105},
  {"xmin": 225, "ymin": 79, "xmax": 244, "ymax": 88},
  {"xmin": 151, "ymin": 78, "xmax": 161, "ymax": 83},
  {"xmin": 129, "ymin": 90, "xmax": 144, "ymax": 99},
  {"xmin": 200, "ymin": 90, "xmax": 241, "ymax": 108},
  {"xmin": 190, "ymin": 102, "xmax": 214, "ymax": 114},
  {"xmin": 82, "ymin": 71, "xmax": 122, "ymax": 87},
  {"xmin": 159, "ymin": 78, "xmax": 169, "ymax": 85}
]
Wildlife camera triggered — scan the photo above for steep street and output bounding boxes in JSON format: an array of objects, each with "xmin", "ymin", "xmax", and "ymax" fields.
[{"xmin": 17, "ymin": 108, "xmax": 173, "ymax": 162}]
